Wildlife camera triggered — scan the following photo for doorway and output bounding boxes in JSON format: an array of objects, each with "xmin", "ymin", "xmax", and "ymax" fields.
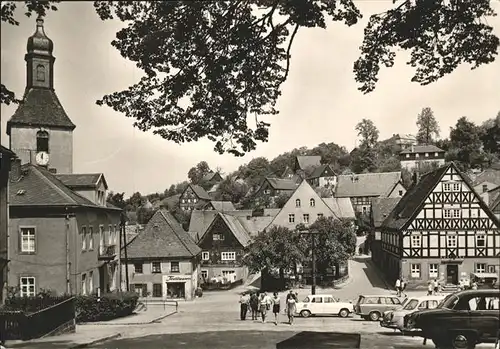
[{"xmin": 446, "ymin": 264, "xmax": 459, "ymax": 285}]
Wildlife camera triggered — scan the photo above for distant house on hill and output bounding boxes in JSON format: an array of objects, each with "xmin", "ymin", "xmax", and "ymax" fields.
[
  {"xmin": 179, "ymin": 184, "xmax": 211, "ymax": 211},
  {"xmin": 471, "ymin": 168, "xmax": 500, "ymax": 195},
  {"xmin": 255, "ymin": 177, "xmax": 300, "ymax": 207},
  {"xmin": 293, "ymin": 156, "xmax": 321, "ymax": 173},
  {"xmin": 335, "ymin": 172, "xmax": 406, "ymax": 215},
  {"xmin": 399, "ymin": 145, "xmax": 446, "ymax": 172},
  {"xmin": 202, "ymin": 201, "xmax": 236, "ymax": 211},
  {"xmin": 307, "ymin": 164, "xmax": 337, "ymax": 189}
]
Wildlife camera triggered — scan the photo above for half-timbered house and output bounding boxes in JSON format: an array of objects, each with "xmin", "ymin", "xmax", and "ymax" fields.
[
  {"xmin": 307, "ymin": 164, "xmax": 337, "ymax": 189},
  {"xmin": 179, "ymin": 184, "xmax": 211, "ymax": 211},
  {"xmin": 379, "ymin": 162, "xmax": 500, "ymax": 289}
]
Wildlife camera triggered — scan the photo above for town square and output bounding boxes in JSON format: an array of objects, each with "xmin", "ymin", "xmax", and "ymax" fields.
[{"xmin": 1, "ymin": 1, "xmax": 499, "ymax": 349}]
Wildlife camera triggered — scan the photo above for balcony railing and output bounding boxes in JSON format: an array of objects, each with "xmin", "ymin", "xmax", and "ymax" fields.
[{"xmin": 98, "ymin": 244, "xmax": 116, "ymax": 260}]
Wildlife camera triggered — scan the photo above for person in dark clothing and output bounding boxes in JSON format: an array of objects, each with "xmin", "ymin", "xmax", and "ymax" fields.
[{"xmin": 249, "ymin": 292, "xmax": 259, "ymax": 320}]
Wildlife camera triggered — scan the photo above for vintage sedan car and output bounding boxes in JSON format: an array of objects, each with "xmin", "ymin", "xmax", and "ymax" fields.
[
  {"xmin": 354, "ymin": 294, "xmax": 403, "ymax": 321},
  {"xmin": 380, "ymin": 295, "xmax": 444, "ymax": 331},
  {"xmin": 403, "ymin": 289, "xmax": 500, "ymax": 349},
  {"xmin": 296, "ymin": 294, "xmax": 353, "ymax": 318}
]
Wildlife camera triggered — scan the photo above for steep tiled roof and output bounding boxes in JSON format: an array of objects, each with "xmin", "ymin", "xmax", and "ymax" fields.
[
  {"xmin": 296, "ymin": 156, "xmax": 321, "ymax": 170},
  {"xmin": 322, "ymin": 197, "xmax": 356, "ymax": 220},
  {"xmin": 266, "ymin": 178, "xmax": 300, "ymax": 191},
  {"xmin": 488, "ymin": 186, "xmax": 500, "ymax": 211},
  {"xmin": 202, "ymin": 171, "xmax": 222, "ymax": 182},
  {"xmin": 219, "ymin": 213, "xmax": 252, "ymax": 246},
  {"xmin": 472, "ymin": 169, "xmax": 500, "ymax": 187},
  {"xmin": 56, "ymin": 173, "xmax": 106, "ymax": 189},
  {"xmin": 308, "ymin": 164, "xmax": 336, "ymax": 179},
  {"xmin": 160, "ymin": 194, "xmax": 181, "ymax": 209},
  {"xmin": 400, "ymin": 145, "xmax": 445, "ymax": 154},
  {"xmin": 189, "ymin": 184, "xmax": 211, "ymax": 200},
  {"xmin": 237, "ymin": 216, "xmax": 274, "ymax": 238},
  {"xmin": 9, "ymin": 164, "xmax": 101, "ymax": 207},
  {"xmin": 206, "ymin": 201, "xmax": 236, "ymax": 211},
  {"xmin": 371, "ymin": 197, "xmax": 402, "ymax": 228},
  {"xmin": 188, "ymin": 209, "xmax": 253, "ymax": 242},
  {"xmin": 7, "ymin": 88, "xmax": 75, "ymax": 134},
  {"xmin": 335, "ymin": 172, "xmax": 402, "ymax": 198},
  {"xmin": 124, "ymin": 209, "xmax": 201, "ymax": 259}
]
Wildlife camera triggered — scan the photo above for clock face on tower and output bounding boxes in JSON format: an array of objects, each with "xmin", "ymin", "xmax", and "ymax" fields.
[{"xmin": 35, "ymin": 151, "xmax": 50, "ymax": 166}]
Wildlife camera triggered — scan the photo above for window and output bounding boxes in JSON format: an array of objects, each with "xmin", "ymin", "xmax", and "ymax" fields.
[
  {"xmin": 411, "ymin": 235, "xmax": 421, "ymax": 248},
  {"xmin": 303, "ymin": 214, "xmax": 309, "ymax": 223},
  {"xmin": 310, "ymin": 198, "xmax": 315, "ymax": 207},
  {"xmin": 202, "ymin": 252, "xmax": 210, "ymax": 260},
  {"xmin": 311, "ymin": 297, "xmax": 323, "ymax": 303},
  {"xmin": 181, "ymin": 199, "xmax": 186, "ymax": 203},
  {"xmin": 20, "ymin": 277, "xmax": 35, "ymax": 297},
  {"xmin": 443, "ymin": 183, "xmax": 451, "ymax": 192},
  {"xmin": 153, "ymin": 283, "xmax": 162, "ymax": 297},
  {"xmin": 36, "ymin": 64, "xmax": 45, "ymax": 81},
  {"xmin": 429, "ymin": 264, "xmax": 439, "ymax": 278},
  {"xmin": 405, "ymin": 154, "xmax": 410, "ymax": 158},
  {"xmin": 81, "ymin": 274, "xmax": 86, "ymax": 295},
  {"xmin": 221, "ymin": 252, "xmax": 236, "ymax": 261},
  {"xmin": 108, "ymin": 225, "xmax": 113, "ymax": 245},
  {"xmin": 410, "ymin": 264, "xmax": 421, "ymax": 278},
  {"xmin": 264, "ymin": 189, "xmax": 271, "ymax": 195},
  {"xmin": 288, "ymin": 214, "xmax": 295, "ymax": 223},
  {"xmin": 134, "ymin": 263, "xmax": 143, "ymax": 273},
  {"xmin": 446, "ymin": 235, "xmax": 457, "ymax": 248},
  {"xmin": 201, "ymin": 270, "xmax": 208, "ymax": 279},
  {"xmin": 171, "ymin": 261, "xmax": 180, "ymax": 273},
  {"xmin": 444, "ymin": 209, "xmax": 460, "ymax": 219},
  {"xmin": 213, "ymin": 234, "xmax": 224, "ymax": 241},
  {"xmin": 81, "ymin": 227, "xmax": 87, "ymax": 251},
  {"xmin": 425, "ymin": 153, "xmax": 429, "ymax": 157},
  {"xmin": 476, "ymin": 235, "xmax": 486, "ymax": 247},
  {"xmin": 88, "ymin": 227, "xmax": 94, "ymax": 250},
  {"xmin": 36, "ymin": 131, "xmax": 49, "ymax": 152},
  {"xmin": 152, "ymin": 262, "xmax": 162, "ymax": 273},
  {"xmin": 20, "ymin": 227, "xmax": 36, "ymax": 253},
  {"xmin": 317, "ymin": 213, "xmax": 323, "ymax": 219},
  {"xmin": 453, "ymin": 183, "xmax": 460, "ymax": 191},
  {"xmin": 88, "ymin": 271, "xmax": 93, "ymax": 293},
  {"xmin": 488, "ymin": 265, "xmax": 496, "ymax": 273},
  {"xmin": 295, "ymin": 199, "xmax": 301, "ymax": 208},
  {"xmin": 475, "ymin": 263, "xmax": 486, "ymax": 273},
  {"xmin": 482, "ymin": 184, "xmax": 488, "ymax": 193},
  {"xmin": 399, "ymin": 190, "xmax": 403, "ymax": 196}
]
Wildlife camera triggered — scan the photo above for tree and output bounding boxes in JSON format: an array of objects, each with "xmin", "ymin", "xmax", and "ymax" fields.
[
  {"xmin": 243, "ymin": 226, "xmax": 304, "ymax": 288},
  {"xmin": 416, "ymin": 107, "xmax": 440, "ymax": 145},
  {"xmin": 90, "ymin": 1, "xmax": 499, "ymax": 156},
  {"xmin": 187, "ymin": 161, "xmax": 211, "ymax": 184},
  {"xmin": 213, "ymin": 176, "xmax": 249, "ymax": 204},
  {"xmin": 448, "ymin": 117, "xmax": 485, "ymax": 170},
  {"xmin": 355, "ymin": 119, "xmax": 379, "ymax": 148},
  {"xmin": 275, "ymin": 192, "xmax": 292, "ymax": 208},
  {"xmin": 106, "ymin": 191, "xmax": 126, "ymax": 209},
  {"xmin": 306, "ymin": 217, "xmax": 357, "ymax": 277},
  {"xmin": 136, "ymin": 206, "xmax": 155, "ymax": 224},
  {"xmin": 350, "ymin": 146, "xmax": 377, "ymax": 174},
  {"xmin": 175, "ymin": 181, "xmax": 189, "ymax": 194},
  {"xmin": 164, "ymin": 184, "xmax": 176, "ymax": 197},
  {"xmin": 237, "ymin": 157, "xmax": 271, "ymax": 189},
  {"xmin": 1, "ymin": 1, "xmax": 60, "ymax": 105},
  {"xmin": 376, "ymin": 156, "xmax": 401, "ymax": 173},
  {"xmin": 480, "ymin": 115, "xmax": 500, "ymax": 157},
  {"xmin": 126, "ymin": 192, "xmax": 143, "ymax": 211}
]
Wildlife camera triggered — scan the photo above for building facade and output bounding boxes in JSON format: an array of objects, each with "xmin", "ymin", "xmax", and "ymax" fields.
[
  {"xmin": 378, "ymin": 163, "xmax": 500, "ymax": 289},
  {"xmin": 0, "ymin": 146, "xmax": 16, "ymax": 303},
  {"xmin": 307, "ymin": 164, "xmax": 337, "ymax": 188},
  {"xmin": 179, "ymin": 184, "xmax": 211, "ymax": 211},
  {"xmin": 123, "ymin": 210, "xmax": 201, "ymax": 300},
  {"xmin": 399, "ymin": 145, "xmax": 446, "ymax": 172},
  {"xmin": 471, "ymin": 169, "xmax": 500, "ymax": 195},
  {"xmin": 335, "ymin": 172, "xmax": 406, "ymax": 215}
]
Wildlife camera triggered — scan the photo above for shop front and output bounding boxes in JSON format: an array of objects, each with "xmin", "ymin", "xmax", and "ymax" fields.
[{"xmin": 162, "ymin": 274, "xmax": 196, "ymax": 300}]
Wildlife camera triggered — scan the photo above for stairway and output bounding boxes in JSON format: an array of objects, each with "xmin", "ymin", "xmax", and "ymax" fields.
[{"xmin": 441, "ymin": 284, "xmax": 459, "ymax": 293}]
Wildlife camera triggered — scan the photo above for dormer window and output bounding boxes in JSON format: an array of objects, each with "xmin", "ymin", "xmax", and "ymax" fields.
[
  {"xmin": 36, "ymin": 65, "xmax": 45, "ymax": 82},
  {"xmin": 36, "ymin": 131, "xmax": 49, "ymax": 152},
  {"xmin": 310, "ymin": 198, "xmax": 315, "ymax": 207},
  {"xmin": 295, "ymin": 199, "xmax": 301, "ymax": 208}
]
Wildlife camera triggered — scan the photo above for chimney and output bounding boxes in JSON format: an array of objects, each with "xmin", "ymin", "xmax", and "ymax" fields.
[
  {"xmin": 49, "ymin": 168, "xmax": 57, "ymax": 174},
  {"xmin": 10, "ymin": 158, "xmax": 22, "ymax": 181}
]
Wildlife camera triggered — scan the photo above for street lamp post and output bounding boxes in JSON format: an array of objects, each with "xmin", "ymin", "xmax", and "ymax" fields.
[{"xmin": 299, "ymin": 228, "xmax": 321, "ymax": 295}]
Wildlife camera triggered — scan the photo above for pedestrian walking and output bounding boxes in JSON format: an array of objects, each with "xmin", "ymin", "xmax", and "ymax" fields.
[
  {"xmin": 286, "ymin": 292, "xmax": 297, "ymax": 325},
  {"xmin": 239, "ymin": 292, "xmax": 250, "ymax": 320},
  {"xmin": 259, "ymin": 292, "xmax": 270, "ymax": 323},
  {"xmin": 250, "ymin": 292, "xmax": 259, "ymax": 320},
  {"xmin": 433, "ymin": 279, "xmax": 438, "ymax": 295},
  {"xmin": 395, "ymin": 278, "xmax": 401, "ymax": 297},
  {"xmin": 427, "ymin": 281, "xmax": 433, "ymax": 296},
  {"xmin": 400, "ymin": 279, "xmax": 407, "ymax": 297},
  {"xmin": 272, "ymin": 292, "xmax": 281, "ymax": 325}
]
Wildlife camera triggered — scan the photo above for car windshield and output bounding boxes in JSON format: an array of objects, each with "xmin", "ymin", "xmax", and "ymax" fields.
[
  {"xmin": 403, "ymin": 299, "xmax": 419, "ymax": 310},
  {"xmin": 437, "ymin": 294, "xmax": 459, "ymax": 309},
  {"xmin": 302, "ymin": 297, "xmax": 310, "ymax": 303},
  {"xmin": 400, "ymin": 298, "xmax": 409, "ymax": 307}
]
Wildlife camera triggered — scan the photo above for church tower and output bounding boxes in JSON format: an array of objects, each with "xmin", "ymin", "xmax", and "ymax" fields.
[{"xmin": 7, "ymin": 17, "xmax": 75, "ymax": 174}]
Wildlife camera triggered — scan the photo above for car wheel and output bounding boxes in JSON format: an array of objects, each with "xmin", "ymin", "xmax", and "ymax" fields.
[
  {"xmin": 451, "ymin": 333, "xmax": 476, "ymax": 349},
  {"xmin": 338, "ymin": 308, "xmax": 349, "ymax": 318},
  {"xmin": 369, "ymin": 311, "xmax": 381, "ymax": 321},
  {"xmin": 300, "ymin": 310, "xmax": 311, "ymax": 318}
]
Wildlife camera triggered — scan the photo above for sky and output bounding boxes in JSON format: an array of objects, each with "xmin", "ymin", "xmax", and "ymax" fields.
[{"xmin": 1, "ymin": 1, "xmax": 499, "ymax": 196}]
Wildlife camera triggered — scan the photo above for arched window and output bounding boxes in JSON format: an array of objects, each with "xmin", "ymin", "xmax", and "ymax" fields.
[
  {"xmin": 295, "ymin": 199, "xmax": 301, "ymax": 208},
  {"xmin": 310, "ymin": 198, "xmax": 315, "ymax": 207},
  {"xmin": 36, "ymin": 65, "xmax": 46, "ymax": 82},
  {"xmin": 36, "ymin": 131, "xmax": 49, "ymax": 152}
]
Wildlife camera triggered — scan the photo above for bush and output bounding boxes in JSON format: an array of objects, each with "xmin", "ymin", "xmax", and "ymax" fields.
[
  {"xmin": 75, "ymin": 291, "xmax": 139, "ymax": 323},
  {"xmin": 2, "ymin": 288, "xmax": 72, "ymax": 314}
]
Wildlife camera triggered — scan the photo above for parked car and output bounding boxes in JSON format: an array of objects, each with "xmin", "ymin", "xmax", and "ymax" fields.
[
  {"xmin": 354, "ymin": 294, "xmax": 403, "ymax": 321},
  {"xmin": 403, "ymin": 289, "xmax": 500, "ymax": 349},
  {"xmin": 380, "ymin": 295, "xmax": 445, "ymax": 331},
  {"xmin": 296, "ymin": 294, "xmax": 353, "ymax": 318}
]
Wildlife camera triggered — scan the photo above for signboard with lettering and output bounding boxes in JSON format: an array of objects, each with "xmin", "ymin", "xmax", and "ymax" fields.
[{"xmin": 164, "ymin": 275, "xmax": 192, "ymax": 282}]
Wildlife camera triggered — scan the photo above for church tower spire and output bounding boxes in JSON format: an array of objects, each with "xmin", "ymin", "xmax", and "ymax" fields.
[{"xmin": 25, "ymin": 16, "xmax": 55, "ymax": 89}]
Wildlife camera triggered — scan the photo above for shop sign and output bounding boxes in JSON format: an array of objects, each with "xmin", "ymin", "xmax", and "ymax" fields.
[{"xmin": 165, "ymin": 275, "xmax": 192, "ymax": 282}]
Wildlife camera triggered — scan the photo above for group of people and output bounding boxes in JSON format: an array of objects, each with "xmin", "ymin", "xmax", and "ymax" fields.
[
  {"xmin": 239, "ymin": 290, "xmax": 299, "ymax": 325},
  {"xmin": 426, "ymin": 279, "xmax": 443, "ymax": 295},
  {"xmin": 395, "ymin": 278, "xmax": 407, "ymax": 297}
]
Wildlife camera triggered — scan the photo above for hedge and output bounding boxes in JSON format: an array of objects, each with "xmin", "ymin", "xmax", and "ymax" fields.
[{"xmin": 75, "ymin": 291, "xmax": 139, "ymax": 322}]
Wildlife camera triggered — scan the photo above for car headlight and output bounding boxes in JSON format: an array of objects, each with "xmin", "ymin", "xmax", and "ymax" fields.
[{"xmin": 406, "ymin": 318, "xmax": 416, "ymax": 329}]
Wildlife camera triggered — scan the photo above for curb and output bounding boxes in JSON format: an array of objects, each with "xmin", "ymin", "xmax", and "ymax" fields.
[
  {"xmin": 150, "ymin": 310, "xmax": 178, "ymax": 323},
  {"xmin": 79, "ymin": 310, "xmax": 178, "ymax": 326},
  {"xmin": 70, "ymin": 333, "xmax": 122, "ymax": 348}
]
